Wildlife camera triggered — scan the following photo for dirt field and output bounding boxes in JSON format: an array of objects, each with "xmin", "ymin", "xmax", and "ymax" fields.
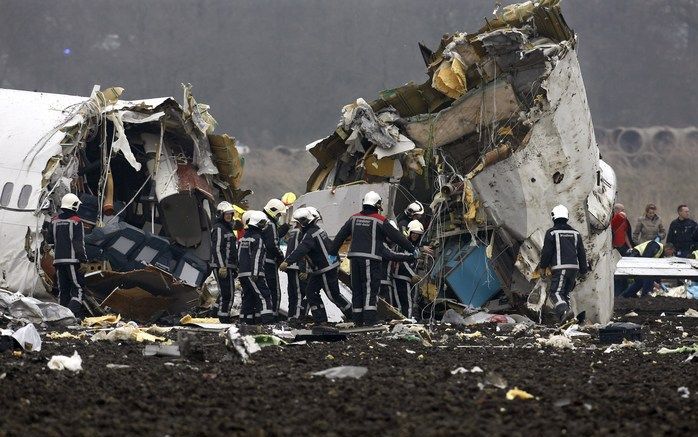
[{"xmin": 1, "ymin": 296, "xmax": 696, "ymax": 436}]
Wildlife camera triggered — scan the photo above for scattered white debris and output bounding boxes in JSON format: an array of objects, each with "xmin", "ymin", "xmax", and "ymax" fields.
[
  {"xmin": 679, "ymin": 308, "xmax": 698, "ymax": 318},
  {"xmin": 678, "ymin": 387, "xmax": 690, "ymax": 399},
  {"xmin": 312, "ymin": 366, "xmax": 367, "ymax": 380},
  {"xmin": 450, "ymin": 365, "xmax": 484, "ymax": 375},
  {"xmin": 604, "ymin": 339, "xmax": 642, "ymax": 354},
  {"xmin": 405, "ymin": 349, "xmax": 416, "ymax": 354},
  {"xmin": 625, "ymin": 311, "xmax": 639, "ymax": 317},
  {"xmin": 564, "ymin": 324, "xmax": 591, "ymax": 338},
  {"xmin": 537, "ymin": 335, "xmax": 574, "ymax": 349},
  {"xmin": 47, "ymin": 351, "xmax": 82, "ymax": 372},
  {"xmin": 106, "ymin": 364, "xmax": 131, "ymax": 369},
  {"xmin": 10, "ymin": 323, "xmax": 42, "ymax": 351}
]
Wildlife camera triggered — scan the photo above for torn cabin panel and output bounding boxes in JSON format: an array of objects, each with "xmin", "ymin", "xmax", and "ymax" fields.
[{"xmin": 0, "ymin": 85, "xmax": 247, "ymax": 313}]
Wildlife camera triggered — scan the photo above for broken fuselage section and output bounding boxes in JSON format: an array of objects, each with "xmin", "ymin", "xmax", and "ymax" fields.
[
  {"xmin": 298, "ymin": 0, "xmax": 616, "ymax": 323},
  {"xmin": 0, "ymin": 85, "xmax": 246, "ymax": 318}
]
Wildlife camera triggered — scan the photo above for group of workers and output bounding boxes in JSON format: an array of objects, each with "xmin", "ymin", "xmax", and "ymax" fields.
[
  {"xmin": 49, "ymin": 188, "xmax": 667, "ymax": 325},
  {"xmin": 207, "ymin": 191, "xmax": 427, "ymax": 326}
]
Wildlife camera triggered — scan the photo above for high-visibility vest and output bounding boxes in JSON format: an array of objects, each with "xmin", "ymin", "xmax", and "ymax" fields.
[
  {"xmin": 633, "ymin": 240, "xmax": 663, "ymax": 258},
  {"xmin": 692, "ymin": 250, "xmax": 698, "ymax": 260}
]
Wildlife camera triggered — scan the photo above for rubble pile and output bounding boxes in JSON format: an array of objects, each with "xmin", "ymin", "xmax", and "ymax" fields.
[{"xmin": 297, "ymin": 0, "xmax": 616, "ymax": 323}]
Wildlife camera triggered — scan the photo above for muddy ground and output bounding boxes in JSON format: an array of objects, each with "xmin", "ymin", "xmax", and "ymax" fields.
[{"xmin": 1, "ymin": 296, "xmax": 696, "ymax": 436}]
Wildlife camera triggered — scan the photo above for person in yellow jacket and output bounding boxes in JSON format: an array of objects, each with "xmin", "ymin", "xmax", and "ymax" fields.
[{"xmin": 622, "ymin": 240, "xmax": 675, "ymax": 297}]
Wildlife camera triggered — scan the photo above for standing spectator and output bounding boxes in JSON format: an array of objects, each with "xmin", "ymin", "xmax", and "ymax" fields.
[
  {"xmin": 633, "ymin": 203, "xmax": 666, "ymax": 243},
  {"xmin": 611, "ymin": 203, "xmax": 633, "ymax": 295},
  {"xmin": 611, "ymin": 204, "xmax": 633, "ymax": 255},
  {"xmin": 667, "ymin": 205, "xmax": 698, "ymax": 257}
]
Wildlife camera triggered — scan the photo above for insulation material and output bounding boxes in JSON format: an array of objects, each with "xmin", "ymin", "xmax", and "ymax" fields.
[
  {"xmin": 432, "ymin": 56, "xmax": 467, "ymax": 99},
  {"xmin": 404, "ymin": 81, "xmax": 520, "ymax": 148}
]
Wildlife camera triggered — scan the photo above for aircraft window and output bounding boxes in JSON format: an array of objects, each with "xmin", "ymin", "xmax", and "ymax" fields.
[
  {"xmin": 1, "ymin": 182, "xmax": 14, "ymax": 207},
  {"xmin": 17, "ymin": 185, "xmax": 32, "ymax": 209}
]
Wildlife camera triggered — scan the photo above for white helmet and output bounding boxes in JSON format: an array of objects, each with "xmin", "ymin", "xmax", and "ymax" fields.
[
  {"xmin": 551, "ymin": 205, "xmax": 569, "ymax": 221},
  {"xmin": 241, "ymin": 210, "xmax": 253, "ymax": 226},
  {"xmin": 363, "ymin": 191, "xmax": 382, "ymax": 208},
  {"xmin": 405, "ymin": 201, "xmax": 424, "ymax": 218},
  {"xmin": 306, "ymin": 206, "xmax": 321, "ymax": 222},
  {"xmin": 264, "ymin": 198, "xmax": 287, "ymax": 219},
  {"xmin": 246, "ymin": 210, "xmax": 269, "ymax": 229},
  {"xmin": 292, "ymin": 207, "xmax": 318, "ymax": 227},
  {"xmin": 216, "ymin": 201, "xmax": 234, "ymax": 215},
  {"xmin": 61, "ymin": 193, "xmax": 82, "ymax": 211},
  {"xmin": 407, "ymin": 220, "xmax": 425, "ymax": 235}
]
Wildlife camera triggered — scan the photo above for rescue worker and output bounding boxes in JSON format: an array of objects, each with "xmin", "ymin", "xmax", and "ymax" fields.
[
  {"xmin": 261, "ymin": 198, "xmax": 287, "ymax": 316},
  {"xmin": 237, "ymin": 211, "xmax": 274, "ymax": 325},
  {"xmin": 330, "ymin": 191, "xmax": 417, "ymax": 326},
  {"xmin": 621, "ymin": 240, "xmax": 672, "ymax": 297},
  {"xmin": 396, "ymin": 201, "xmax": 424, "ymax": 234},
  {"xmin": 46, "ymin": 193, "xmax": 88, "ymax": 318},
  {"xmin": 210, "ymin": 201, "xmax": 238, "ymax": 323},
  {"xmin": 391, "ymin": 220, "xmax": 424, "ymax": 318},
  {"xmin": 281, "ymin": 207, "xmax": 353, "ymax": 323},
  {"xmin": 283, "ymin": 217, "xmax": 308, "ymax": 322},
  {"xmin": 536, "ymin": 205, "xmax": 588, "ymax": 323}
]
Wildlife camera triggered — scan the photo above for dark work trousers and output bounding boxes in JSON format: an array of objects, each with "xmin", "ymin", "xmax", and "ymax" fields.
[
  {"xmin": 349, "ymin": 258, "xmax": 383, "ymax": 326},
  {"xmin": 212, "ymin": 269, "xmax": 235, "ymax": 320},
  {"xmin": 548, "ymin": 268, "xmax": 578, "ymax": 320},
  {"xmin": 392, "ymin": 278, "xmax": 413, "ymax": 318},
  {"xmin": 622, "ymin": 277, "xmax": 656, "ymax": 298},
  {"xmin": 303, "ymin": 274, "xmax": 328, "ymax": 323},
  {"xmin": 614, "ymin": 246, "xmax": 630, "ymax": 295},
  {"xmin": 308, "ymin": 269, "xmax": 352, "ymax": 322},
  {"xmin": 55, "ymin": 264, "xmax": 85, "ymax": 317},
  {"xmin": 286, "ymin": 270, "xmax": 308, "ymax": 320},
  {"xmin": 239, "ymin": 276, "xmax": 274, "ymax": 324},
  {"xmin": 264, "ymin": 262, "xmax": 281, "ymax": 315},
  {"xmin": 380, "ymin": 282, "xmax": 394, "ymax": 307}
]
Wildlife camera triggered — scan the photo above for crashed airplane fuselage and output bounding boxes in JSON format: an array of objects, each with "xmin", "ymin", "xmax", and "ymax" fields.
[
  {"xmin": 0, "ymin": 85, "xmax": 245, "ymax": 316},
  {"xmin": 297, "ymin": 0, "xmax": 616, "ymax": 323}
]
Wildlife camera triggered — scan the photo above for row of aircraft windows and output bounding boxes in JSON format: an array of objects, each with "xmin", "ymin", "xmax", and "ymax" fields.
[{"xmin": 0, "ymin": 182, "xmax": 33, "ymax": 209}]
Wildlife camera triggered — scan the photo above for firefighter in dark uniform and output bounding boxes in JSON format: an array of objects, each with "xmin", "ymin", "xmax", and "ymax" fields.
[
  {"xmin": 330, "ymin": 191, "xmax": 417, "ymax": 326},
  {"xmin": 261, "ymin": 198, "xmax": 287, "ymax": 317},
  {"xmin": 391, "ymin": 220, "xmax": 424, "ymax": 318},
  {"xmin": 281, "ymin": 206, "xmax": 353, "ymax": 323},
  {"xmin": 210, "ymin": 201, "xmax": 238, "ymax": 323},
  {"xmin": 379, "ymin": 221, "xmax": 418, "ymax": 312},
  {"xmin": 237, "ymin": 210, "xmax": 274, "ymax": 325},
  {"xmin": 284, "ymin": 219, "xmax": 308, "ymax": 321},
  {"xmin": 395, "ymin": 201, "xmax": 424, "ymax": 235},
  {"xmin": 46, "ymin": 193, "xmax": 88, "ymax": 319},
  {"xmin": 536, "ymin": 204, "xmax": 588, "ymax": 323}
]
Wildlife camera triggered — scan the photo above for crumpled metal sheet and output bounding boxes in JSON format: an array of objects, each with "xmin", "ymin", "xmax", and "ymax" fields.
[{"xmin": 341, "ymin": 98, "xmax": 406, "ymax": 153}]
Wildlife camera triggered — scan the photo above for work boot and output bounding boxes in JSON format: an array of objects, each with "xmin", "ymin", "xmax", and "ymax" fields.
[
  {"xmin": 560, "ymin": 307, "xmax": 575, "ymax": 323},
  {"xmin": 288, "ymin": 318, "xmax": 304, "ymax": 329}
]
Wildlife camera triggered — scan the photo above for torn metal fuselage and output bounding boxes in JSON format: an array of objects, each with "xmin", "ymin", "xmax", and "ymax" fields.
[
  {"xmin": 299, "ymin": 1, "xmax": 615, "ymax": 323},
  {"xmin": 0, "ymin": 85, "xmax": 245, "ymax": 319}
]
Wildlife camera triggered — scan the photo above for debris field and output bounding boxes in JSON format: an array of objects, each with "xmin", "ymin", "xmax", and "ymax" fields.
[{"xmin": 1, "ymin": 296, "xmax": 695, "ymax": 436}]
